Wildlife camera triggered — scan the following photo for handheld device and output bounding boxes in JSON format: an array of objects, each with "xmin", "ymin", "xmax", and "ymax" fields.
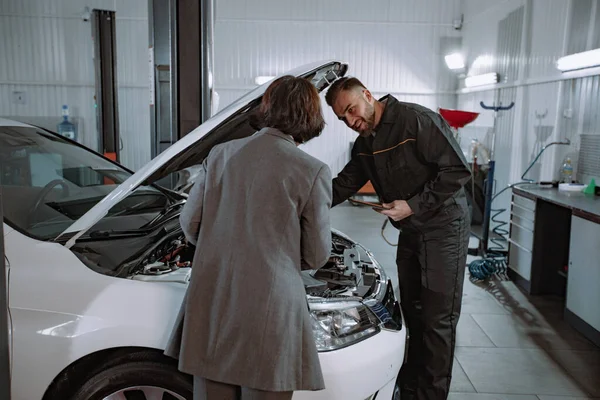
[{"xmin": 348, "ymin": 198, "xmax": 388, "ymax": 211}]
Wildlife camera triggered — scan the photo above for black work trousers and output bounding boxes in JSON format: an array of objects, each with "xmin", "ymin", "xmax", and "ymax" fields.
[{"xmin": 397, "ymin": 215, "xmax": 470, "ymax": 400}]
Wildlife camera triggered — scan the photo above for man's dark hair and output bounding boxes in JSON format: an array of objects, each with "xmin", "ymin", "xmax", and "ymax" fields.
[
  {"xmin": 325, "ymin": 77, "xmax": 367, "ymax": 107},
  {"xmin": 251, "ymin": 75, "xmax": 325, "ymax": 144}
]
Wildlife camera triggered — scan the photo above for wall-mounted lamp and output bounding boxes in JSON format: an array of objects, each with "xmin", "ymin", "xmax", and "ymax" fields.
[
  {"xmin": 255, "ymin": 76, "xmax": 275, "ymax": 85},
  {"xmin": 444, "ymin": 53, "xmax": 465, "ymax": 70},
  {"xmin": 556, "ymin": 48, "xmax": 600, "ymax": 72},
  {"xmin": 464, "ymin": 72, "xmax": 498, "ymax": 88}
]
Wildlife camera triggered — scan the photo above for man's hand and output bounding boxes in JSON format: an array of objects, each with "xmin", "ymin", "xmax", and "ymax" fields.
[{"xmin": 379, "ymin": 200, "xmax": 413, "ymax": 221}]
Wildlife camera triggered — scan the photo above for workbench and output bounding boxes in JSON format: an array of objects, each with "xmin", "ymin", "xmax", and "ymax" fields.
[{"xmin": 508, "ymin": 184, "xmax": 600, "ymax": 347}]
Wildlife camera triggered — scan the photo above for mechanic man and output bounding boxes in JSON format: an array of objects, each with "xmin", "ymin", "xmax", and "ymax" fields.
[{"xmin": 325, "ymin": 77, "xmax": 471, "ymax": 400}]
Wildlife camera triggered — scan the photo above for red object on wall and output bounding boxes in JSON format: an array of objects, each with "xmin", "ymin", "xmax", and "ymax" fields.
[{"xmin": 438, "ymin": 108, "xmax": 480, "ymax": 129}]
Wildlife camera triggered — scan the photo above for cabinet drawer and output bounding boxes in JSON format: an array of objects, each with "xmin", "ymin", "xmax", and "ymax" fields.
[
  {"xmin": 513, "ymin": 194, "xmax": 536, "ymax": 212},
  {"xmin": 511, "ymin": 213, "xmax": 535, "ymax": 232},
  {"xmin": 509, "ymin": 221, "xmax": 534, "ymax": 251},
  {"xmin": 511, "ymin": 202, "xmax": 536, "ymax": 223},
  {"xmin": 508, "ymin": 239, "xmax": 533, "ymax": 280}
]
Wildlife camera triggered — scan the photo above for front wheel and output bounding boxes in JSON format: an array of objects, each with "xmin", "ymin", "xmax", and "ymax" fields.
[{"xmin": 70, "ymin": 360, "xmax": 193, "ymax": 400}]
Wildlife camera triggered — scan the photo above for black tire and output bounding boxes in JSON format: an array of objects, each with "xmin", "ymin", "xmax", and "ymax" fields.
[{"xmin": 69, "ymin": 360, "xmax": 193, "ymax": 400}]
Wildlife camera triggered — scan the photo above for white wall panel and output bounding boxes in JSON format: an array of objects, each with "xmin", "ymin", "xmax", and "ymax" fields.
[
  {"xmin": 567, "ymin": 0, "xmax": 593, "ymax": 54},
  {"xmin": 461, "ymin": 18, "xmax": 498, "ymax": 77},
  {"xmin": 528, "ymin": 0, "xmax": 569, "ymax": 79},
  {"xmin": 238, "ymin": 0, "xmax": 389, "ymax": 22},
  {"xmin": 462, "ymin": 0, "xmax": 502, "ymax": 23},
  {"xmin": 582, "ymin": 75, "xmax": 600, "ymax": 136},
  {"xmin": 214, "ymin": 0, "xmax": 462, "ymax": 174},
  {"xmin": 59, "ymin": 0, "xmax": 116, "ymax": 17},
  {"xmin": 116, "ymin": 19, "xmax": 150, "ymax": 87},
  {"xmin": 388, "ymin": 0, "xmax": 461, "ymax": 24},
  {"xmin": 519, "ymin": 81, "xmax": 563, "ymax": 182},
  {"xmin": 115, "ymin": 17, "xmax": 151, "ymax": 171},
  {"xmin": 0, "ymin": 15, "xmax": 89, "ymax": 82},
  {"xmin": 0, "ymin": 0, "xmax": 117, "ymax": 17},
  {"xmin": 217, "ymin": 0, "xmax": 461, "ymax": 24},
  {"xmin": 0, "ymin": 0, "xmax": 150, "ymax": 171},
  {"xmin": 215, "ymin": 20, "xmax": 460, "ymax": 94},
  {"xmin": 0, "ymin": 0, "xmax": 60, "ymax": 15},
  {"xmin": 115, "ymin": 0, "xmax": 148, "ymax": 20},
  {"xmin": 118, "ymin": 88, "xmax": 151, "ymax": 171},
  {"xmin": 0, "ymin": 84, "xmax": 67, "ymax": 117},
  {"xmin": 456, "ymin": 90, "xmax": 496, "ymax": 149},
  {"xmin": 595, "ymin": 2, "xmax": 600, "ymax": 49},
  {"xmin": 461, "ymin": 0, "xmax": 525, "ymax": 79}
]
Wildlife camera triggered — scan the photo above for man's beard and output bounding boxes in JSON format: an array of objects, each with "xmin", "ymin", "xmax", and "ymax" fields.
[{"xmin": 356, "ymin": 103, "xmax": 376, "ymax": 137}]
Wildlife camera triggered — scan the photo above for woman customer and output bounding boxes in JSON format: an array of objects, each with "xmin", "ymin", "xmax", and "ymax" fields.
[{"xmin": 165, "ymin": 75, "xmax": 332, "ymax": 400}]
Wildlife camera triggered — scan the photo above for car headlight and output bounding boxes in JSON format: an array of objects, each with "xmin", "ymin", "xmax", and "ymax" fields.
[{"xmin": 309, "ymin": 301, "xmax": 380, "ymax": 352}]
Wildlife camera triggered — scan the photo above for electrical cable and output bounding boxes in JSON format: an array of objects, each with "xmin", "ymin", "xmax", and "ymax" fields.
[{"xmin": 381, "ymin": 219, "xmax": 398, "ymax": 247}]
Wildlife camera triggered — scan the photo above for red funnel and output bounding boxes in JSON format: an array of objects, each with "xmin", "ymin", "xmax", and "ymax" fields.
[{"xmin": 438, "ymin": 108, "xmax": 479, "ymax": 129}]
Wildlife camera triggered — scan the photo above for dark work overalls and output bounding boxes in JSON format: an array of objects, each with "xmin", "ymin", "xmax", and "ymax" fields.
[{"xmin": 332, "ymin": 95, "xmax": 472, "ymax": 400}]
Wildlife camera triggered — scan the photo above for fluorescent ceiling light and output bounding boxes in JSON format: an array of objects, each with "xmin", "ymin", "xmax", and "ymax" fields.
[
  {"xmin": 556, "ymin": 48, "xmax": 600, "ymax": 72},
  {"xmin": 444, "ymin": 53, "xmax": 465, "ymax": 70},
  {"xmin": 255, "ymin": 76, "xmax": 275, "ymax": 85},
  {"xmin": 464, "ymin": 72, "xmax": 498, "ymax": 87}
]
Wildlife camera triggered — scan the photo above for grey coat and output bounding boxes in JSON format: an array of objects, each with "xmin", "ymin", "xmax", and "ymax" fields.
[{"xmin": 164, "ymin": 128, "xmax": 332, "ymax": 392}]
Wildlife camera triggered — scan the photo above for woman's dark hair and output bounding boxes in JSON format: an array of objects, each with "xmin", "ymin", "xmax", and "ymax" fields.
[{"xmin": 250, "ymin": 75, "xmax": 325, "ymax": 144}]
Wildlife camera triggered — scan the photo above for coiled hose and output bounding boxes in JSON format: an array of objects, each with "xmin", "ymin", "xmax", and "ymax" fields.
[
  {"xmin": 467, "ymin": 177, "xmax": 525, "ymax": 281},
  {"xmin": 468, "ymin": 207, "xmax": 509, "ymax": 280}
]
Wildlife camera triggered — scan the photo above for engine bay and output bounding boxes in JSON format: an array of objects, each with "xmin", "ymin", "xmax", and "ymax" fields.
[
  {"xmin": 71, "ymin": 210, "xmax": 384, "ymax": 302},
  {"xmin": 302, "ymin": 233, "xmax": 383, "ymax": 301},
  {"xmin": 126, "ymin": 228, "xmax": 384, "ymax": 302}
]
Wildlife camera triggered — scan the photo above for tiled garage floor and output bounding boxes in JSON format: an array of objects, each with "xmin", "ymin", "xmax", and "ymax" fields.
[{"xmin": 330, "ymin": 202, "xmax": 600, "ymax": 400}]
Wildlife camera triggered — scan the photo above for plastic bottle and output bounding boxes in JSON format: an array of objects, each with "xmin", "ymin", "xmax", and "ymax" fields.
[
  {"xmin": 561, "ymin": 157, "xmax": 573, "ymax": 183},
  {"xmin": 469, "ymin": 138, "xmax": 479, "ymax": 163},
  {"xmin": 57, "ymin": 105, "xmax": 77, "ymax": 141}
]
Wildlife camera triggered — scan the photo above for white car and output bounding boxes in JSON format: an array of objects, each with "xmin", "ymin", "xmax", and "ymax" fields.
[{"xmin": 1, "ymin": 61, "xmax": 407, "ymax": 400}]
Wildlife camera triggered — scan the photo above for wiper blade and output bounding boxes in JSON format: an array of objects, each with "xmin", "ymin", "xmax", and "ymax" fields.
[{"xmin": 88, "ymin": 229, "xmax": 149, "ymax": 239}]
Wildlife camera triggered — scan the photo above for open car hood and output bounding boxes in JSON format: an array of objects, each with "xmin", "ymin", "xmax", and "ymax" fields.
[{"xmin": 57, "ymin": 60, "xmax": 348, "ymax": 247}]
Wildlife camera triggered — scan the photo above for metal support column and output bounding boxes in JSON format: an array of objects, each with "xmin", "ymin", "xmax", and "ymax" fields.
[
  {"xmin": 176, "ymin": 0, "xmax": 215, "ymax": 137},
  {"xmin": 92, "ymin": 9, "xmax": 121, "ymax": 162},
  {"xmin": 149, "ymin": 0, "xmax": 214, "ymax": 188},
  {"xmin": 0, "ymin": 187, "xmax": 11, "ymax": 399},
  {"xmin": 199, "ymin": 0, "xmax": 215, "ymax": 125},
  {"xmin": 149, "ymin": 0, "xmax": 178, "ymax": 160}
]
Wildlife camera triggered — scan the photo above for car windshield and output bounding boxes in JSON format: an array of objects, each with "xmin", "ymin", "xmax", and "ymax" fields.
[{"xmin": 0, "ymin": 125, "xmax": 168, "ymax": 240}]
